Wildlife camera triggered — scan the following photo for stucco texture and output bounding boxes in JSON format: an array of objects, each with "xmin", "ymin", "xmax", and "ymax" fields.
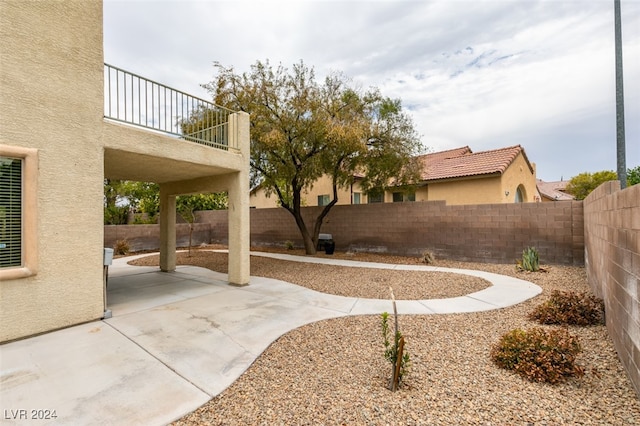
[{"xmin": 1, "ymin": 1, "xmax": 106, "ymax": 341}]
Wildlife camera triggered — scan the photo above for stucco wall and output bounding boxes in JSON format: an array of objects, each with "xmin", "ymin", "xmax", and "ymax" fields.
[
  {"xmin": 192, "ymin": 200, "xmax": 585, "ymax": 265},
  {"xmin": 1, "ymin": 2, "xmax": 105, "ymax": 342},
  {"xmin": 427, "ymin": 152, "xmax": 537, "ymax": 205},
  {"xmin": 500, "ymin": 152, "xmax": 538, "ymax": 203},
  {"xmin": 428, "ymin": 176, "xmax": 502, "ymax": 205},
  {"xmin": 250, "ymin": 174, "xmax": 359, "ymax": 208},
  {"xmin": 583, "ymin": 181, "xmax": 640, "ymax": 396}
]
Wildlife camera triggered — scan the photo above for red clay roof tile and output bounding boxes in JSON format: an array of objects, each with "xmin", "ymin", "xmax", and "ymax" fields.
[{"xmin": 418, "ymin": 145, "xmax": 531, "ymax": 181}]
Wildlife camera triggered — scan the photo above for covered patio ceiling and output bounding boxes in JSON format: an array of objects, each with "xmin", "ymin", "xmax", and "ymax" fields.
[{"xmin": 104, "ymin": 148, "xmax": 232, "ymax": 184}]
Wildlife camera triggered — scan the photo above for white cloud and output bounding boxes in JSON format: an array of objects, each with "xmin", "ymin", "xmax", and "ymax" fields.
[{"xmin": 104, "ymin": 0, "xmax": 640, "ymax": 181}]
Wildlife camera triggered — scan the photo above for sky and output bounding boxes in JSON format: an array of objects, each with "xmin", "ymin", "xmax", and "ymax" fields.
[{"xmin": 104, "ymin": 0, "xmax": 640, "ymax": 182}]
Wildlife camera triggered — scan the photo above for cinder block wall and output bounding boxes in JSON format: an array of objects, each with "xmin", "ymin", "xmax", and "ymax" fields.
[
  {"xmin": 197, "ymin": 200, "xmax": 584, "ymax": 265},
  {"xmin": 104, "ymin": 223, "xmax": 211, "ymax": 252},
  {"xmin": 583, "ymin": 181, "xmax": 640, "ymax": 397}
]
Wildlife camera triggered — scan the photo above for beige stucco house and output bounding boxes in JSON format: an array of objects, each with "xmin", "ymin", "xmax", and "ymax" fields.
[
  {"xmin": 0, "ymin": 1, "xmax": 250, "ymax": 343},
  {"xmin": 411, "ymin": 145, "xmax": 539, "ymax": 205},
  {"xmin": 250, "ymin": 145, "xmax": 539, "ymax": 208}
]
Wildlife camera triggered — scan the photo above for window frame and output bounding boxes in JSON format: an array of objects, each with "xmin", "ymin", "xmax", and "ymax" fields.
[
  {"xmin": 515, "ymin": 185, "xmax": 525, "ymax": 203},
  {"xmin": 393, "ymin": 191, "xmax": 415, "ymax": 202},
  {"xmin": 368, "ymin": 191, "xmax": 384, "ymax": 204},
  {"xmin": 0, "ymin": 145, "xmax": 38, "ymax": 280},
  {"xmin": 317, "ymin": 194, "xmax": 330, "ymax": 206}
]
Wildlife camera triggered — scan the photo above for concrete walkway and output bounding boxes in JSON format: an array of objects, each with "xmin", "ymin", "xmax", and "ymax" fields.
[{"xmin": 0, "ymin": 252, "xmax": 541, "ymax": 425}]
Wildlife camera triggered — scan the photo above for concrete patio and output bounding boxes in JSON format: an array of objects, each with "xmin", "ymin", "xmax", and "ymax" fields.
[{"xmin": 0, "ymin": 253, "xmax": 541, "ymax": 425}]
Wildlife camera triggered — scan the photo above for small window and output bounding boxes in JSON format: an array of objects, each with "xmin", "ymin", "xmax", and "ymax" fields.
[
  {"xmin": 368, "ymin": 191, "xmax": 384, "ymax": 203},
  {"xmin": 393, "ymin": 191, "xmax": 415, "ymax": 202},
  {"xmin": 515, "ymin": 185, "xmax": 525, "ymax": 203},
  {"xmin": 352, "ymin": 192, "xmax": 361, "ymax": 205},
  {"xmin": 0, "ymin": 157, "xmax": 22, "ymax": 267},
  {"xmin": 317, "ymin": 194, "xmax": 330, "ymax": 206},
  {"xmin": 0, "ymin": 146, "xmax": 37, "ymax": 280}
]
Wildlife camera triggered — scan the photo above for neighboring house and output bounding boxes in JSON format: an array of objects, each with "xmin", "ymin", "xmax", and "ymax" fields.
[
  {"xmin": 250, "ymin": 145, "xmax": 539, "ymax": 208},
  {"xmin": 250, "ymin": 175, "xmax": 367, "ymax": 208},
  {"xmin": 0, "ymin": 2, "xmax": 250, "ymax": 343},
  {"xmin": 536, "ymin": 179, "xmax": 575, "ymax": 202},
  {"xmin": 411, "ymin": 145, "xmax": 539, "ymax": 205}
]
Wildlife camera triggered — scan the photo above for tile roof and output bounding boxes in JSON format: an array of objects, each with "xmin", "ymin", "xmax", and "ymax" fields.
[
  {"xmin": 418, "ymin": 145, "xmax": 532, "ymax": 181},
  {"xmin": 536, "ymin": 179, "xmax": 575, "ymax": 201}
]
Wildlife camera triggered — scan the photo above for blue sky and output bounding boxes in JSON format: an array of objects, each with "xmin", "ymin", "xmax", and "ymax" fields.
[{"xmin": 104, "ymin": 0, "xmax": 640, "ymax": 181}]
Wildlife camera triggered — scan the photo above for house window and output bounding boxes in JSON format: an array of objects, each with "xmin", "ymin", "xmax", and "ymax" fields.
[
  {"xmin": 368, "ymin": 191, "xmax": 383, "ymax": 203},
  {"xmin": 317, "ymin": 194, "xmax": 330, "ymax": 206},
  {"xmin": 393, "ymin": 191, "xmax": 415, "ymax": 202},
  {"xmin": 515, "ymin": 185, "xmax": 525, "ymax": 203},
  {"xmin": 0, "ymin": 157, "xmax": 21, "ymax": 267},
  {"xmin": 0, "ymin": 146, "xmax": 37, "ymax": 280},
  {"xmin": 352, "ymin": 192, "xmax": 361, "ymax": 204}
]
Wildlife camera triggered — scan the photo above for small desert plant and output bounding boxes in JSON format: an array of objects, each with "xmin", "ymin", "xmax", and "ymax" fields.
[
  {"xmin": 381, "ymin": 287, "xmax": 410, "ymax": 390},
  {"xmin": 284, "ymin": 240, "xmax": 295, "ymax": 250},
  {"xmin": 420, "ymin": 250, "xmax": 435, "ymax": 264},
  {"xmin": 491, "ymin": 327, "xmax": 584, "ymax": 384},
  {"xmin": 114, "ymin": 239, "xmax": 130, "ymax": 256},
  {"xmin": 517, "ymin": 246, "xmax": 540, "ymax": 272},
  {"xmin": 529, "ymin": 290, "xmax": 605, "ymax": 326}
]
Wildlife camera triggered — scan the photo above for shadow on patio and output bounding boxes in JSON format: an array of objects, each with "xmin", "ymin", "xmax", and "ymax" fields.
[{"xmin": 106, "ymin": 256, "xmax": 231, "ymax": 316}]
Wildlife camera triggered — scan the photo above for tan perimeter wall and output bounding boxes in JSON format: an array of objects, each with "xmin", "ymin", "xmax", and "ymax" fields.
[
  {"xmin": 583, "ymin": 181, "xmax": 640, "ymax": 397},
  {"xmin": 107, "ymin": 201, "xmax": 584, "ymax": 265},
  {"xmin": 188, "ymin": 200, "xmax": 583, "ymax": 265},
  {"xmin": 249, "ymin": 201, "xmax": 583, "ymax": 264},
  {"xmin": 105, "ymin": 223, "xmax": 212, "ymax": 252}
]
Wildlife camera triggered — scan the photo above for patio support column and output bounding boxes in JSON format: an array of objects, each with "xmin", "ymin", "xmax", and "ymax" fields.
[
  {"xmin": 159, "ymin": 186, "xmax": 176, "ymax": 272},
  {"xmin": 227, "ymin": 112, "xmax": 250, "ymax": 285}
]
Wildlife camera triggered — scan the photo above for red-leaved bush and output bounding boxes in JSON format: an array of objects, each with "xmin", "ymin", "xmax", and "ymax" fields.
[
  {"xmin": 529, "ymin": 290, "xmax": 604, "ymax": 326},
  {"xmin": 490, "ymin": 327, "xmax": 584, "ymax": 384}
]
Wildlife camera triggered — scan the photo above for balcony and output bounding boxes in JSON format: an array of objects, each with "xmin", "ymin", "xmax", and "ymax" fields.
[{"xmin": 104, "ymin": 64, "xmax": 237, "ymax": 151}]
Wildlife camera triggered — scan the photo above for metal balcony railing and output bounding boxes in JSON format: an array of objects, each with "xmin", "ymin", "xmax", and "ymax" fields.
[{"xmin": 104, "ymin": 64, "xmax": 237, "ymax": 151}]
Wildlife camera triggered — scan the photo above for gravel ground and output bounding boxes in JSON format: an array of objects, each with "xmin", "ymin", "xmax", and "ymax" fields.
[
  {"xmin": 130, "ymin": 248, "xmax": 640, "ymax": 425},
  {"xmin": 130, "ymin": 249, "xmax": 490, "ymax": 299}
]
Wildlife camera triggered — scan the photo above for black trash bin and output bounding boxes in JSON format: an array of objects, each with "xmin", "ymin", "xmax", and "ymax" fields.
[
  {"xmin": 324, "ymin": 240, "xmax": 335, "ymax": 255},
  {"xmin": 317, "ymin": 233, "xmax": 333, "ymax": 251}
]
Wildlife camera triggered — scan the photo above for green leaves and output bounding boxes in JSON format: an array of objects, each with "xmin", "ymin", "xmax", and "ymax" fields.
[
  {"xmin": 103, "ymin": 180, "xmax": 227, "ymax": 225},
  {"xmin": 565, "ymin": 170, "xmax": 617, "ymax": 200},
  {"xmin": 381, "ymin": 311, "xmax": 410, "ymax": 387},
  {"xmin": 627, "ymin": 166, "xmax": 640, "ymax": 186},
  {"xmin": 204, "ymin": 60, "xmax": 424, "ymax": 253},
  {"xmin": 517, "ymin": 247, "xmax": 540, "ymax": 272}
]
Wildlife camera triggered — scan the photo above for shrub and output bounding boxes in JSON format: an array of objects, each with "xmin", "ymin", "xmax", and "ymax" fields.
[
  {"xmin": 529, "ymin": 290, "xmax": 605, "ymax": 326},
  {"xmin": 381, "ymin": 311, "xmax": 410, "ymax": 389},
  {"xmin": 420, "ymin": 250, "xmax": 435, "ymax": 264},
  {"xmin": 114, "ymin": 239, "xmax": 130, "ymax": 256},
  {"xmin": 517, "ymin": 247, "xmax": 539, "ymax": 272},
  {"xmin": 133, "ymin": 213, "xmax": 157, "ymax": 224},
  {"xmin": 284, "ymin": 240, "xmax": 295, "ymax": 250},
  {"xmin": 104, "ymin": 206, "xmax": 129, "ymax": 225},
  {"xmin": 491, "ymin": 327, "xmax": 584, "ymax": 384}
]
